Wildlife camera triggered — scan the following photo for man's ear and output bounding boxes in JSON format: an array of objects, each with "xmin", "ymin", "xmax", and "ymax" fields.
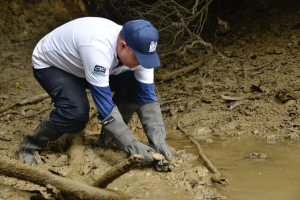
[{"xmin": 120, "ymin": 41, "xmax": 127, "ymax": 50}]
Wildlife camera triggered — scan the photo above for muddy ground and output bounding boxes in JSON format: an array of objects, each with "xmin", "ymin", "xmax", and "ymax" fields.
[{"xmin": 0, "ymin": 0, "xmax": 300, "ymax": 199}]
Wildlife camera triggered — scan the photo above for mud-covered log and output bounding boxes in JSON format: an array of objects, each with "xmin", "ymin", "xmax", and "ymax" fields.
[
  {"xmin": 93, "ymin": 154, "xmax": 144, "ymax": 188},
  {"xmin": 0, "ymin": 158, "xmax": 134, "ymax": 200}
]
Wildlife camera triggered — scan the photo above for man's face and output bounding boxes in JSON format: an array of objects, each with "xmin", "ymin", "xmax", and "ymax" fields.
[{"xmin": 117, "ymin": 40, "xmax": 140, "ymax": 69}]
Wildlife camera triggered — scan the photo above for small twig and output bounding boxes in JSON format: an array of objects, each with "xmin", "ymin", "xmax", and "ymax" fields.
[
  {"xmin": 235, "ymin": 58, "xmax": 277, "ymax": 71},
  {"xmin": 170, "ymin": 0, "xmax": 192, "ymax": 14},
  {"xmin": 247, "ymin": 57, "xmax": 277, "ymax": 71},
  {"xmin": 92, "ymin": 154, "xmax": 144, "ymax": 188},
  {"xmin": 0, "ymin": 111, "xmax": 19, "ymax": 117},
  {"xmin": 177, "ymin": 118, "xmax": 228, "ymax": 186},
  {"xmin": 161, "ymin": 98, "xmax": 185, "ymax": 106}
]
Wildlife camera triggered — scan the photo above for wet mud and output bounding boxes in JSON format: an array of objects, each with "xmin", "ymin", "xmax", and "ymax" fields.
[{"xmin": 1, "ymin": 0, "xmax": 300, "ymax": 199}]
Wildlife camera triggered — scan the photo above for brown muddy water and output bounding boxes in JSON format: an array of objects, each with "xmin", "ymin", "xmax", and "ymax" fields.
[{"xmin": 166, "ymin": 130, "xmax": 300, "ymax": 200}]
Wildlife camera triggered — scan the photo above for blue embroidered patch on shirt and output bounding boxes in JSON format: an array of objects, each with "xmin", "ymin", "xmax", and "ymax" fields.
[
  {"xmin": 94, "ymin": 65, "xmax": 106, "ymax": 73},
  {"xmin": 92, "ymin": 65, "xmax": 106, "ymax": 77}
]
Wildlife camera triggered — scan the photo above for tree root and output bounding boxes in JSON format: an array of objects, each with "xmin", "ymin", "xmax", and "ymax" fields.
[
  {"xmin": 177, "ymin": 118, "xmax": 229, "ymax": 186},
  {"xmin": 235, "ymin": 57, "xmax": 277, "ymax": 71},
  {"xmin": 0, "ymin": 93, "xmax": 50, "ymax": 113},
  {"xmin": 154, "ymin": 58, "xmax": 206, "ymax": 81},
  {"xmin": 93, "ymin": 154, "xmax": 144, "ymax": 188},
  {"xmin": 66, "ymin": 131, "xmax": 143, "ymax": 189},
  {"xmin": 66, "ymin": 130, "xmax": 85, "ymax": 177},
  {"xmin": 0, "ymin": 158, "xmax": 134, "ymax": 200}
]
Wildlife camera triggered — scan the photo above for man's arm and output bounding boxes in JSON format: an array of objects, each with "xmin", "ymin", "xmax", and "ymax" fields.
[
  {"xmin": 136, "ymin": 81, "xmax": 157, "ymax": 106},
  {"xmin": 89, "ymin": 84, "xmax": 114, "ymax": 120},
  {"xmin": 79, "ymin": 45, "xmax": 154, "ymax": 163},
  {"xmin": 89, "ymin": 83, "xmax": 154, "ymax": 163},
  {"xmin": 135, "ymin": 80, "xmax": 174, "ymax": 161}
]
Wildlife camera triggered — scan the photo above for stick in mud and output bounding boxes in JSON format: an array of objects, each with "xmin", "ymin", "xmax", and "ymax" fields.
[
  {"xmin": 177, "ymin": 118, "xmax": 229, "ymax": 186},
  {"xmin": 0, "ymin": 158, "xmax": 135, "ymax": 200},
  {"xmin": 93, "ymin": 154, "xmax": 144, "ymax": 188},
  {"xmin": 154, "ymin": 57, "xmax": 207, "ymax": 81}
]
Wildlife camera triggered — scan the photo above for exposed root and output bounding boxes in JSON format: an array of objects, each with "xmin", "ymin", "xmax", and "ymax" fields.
[
  {"xmin": 66, "ymin": 130, "xmax": 85, "ymax": 177},
  {"xmin": 0, "ymin": 158, "xmax": 134, "ymax": 200},
  {"xmin": 0, "ymin": 93, "xmax": 50, "ymax": 113},
  {"xmin": 155, "ymin": 57, "xmax": 207, "ymax": 80},
  {"xmin": 92, "ymin": 154, "xmax": 144, "ymax": 188},
  {"xmin": 177, "ymin": 118, "xmax": 229, "ymax": 186}
]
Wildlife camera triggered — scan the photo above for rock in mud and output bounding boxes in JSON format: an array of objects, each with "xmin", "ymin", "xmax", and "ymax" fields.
[
  {"xmin": 246, "ymin": 152, "xmax": 267, "ymax": 159},
  {"xmin": 266, "ymin": 135, "xmax": 276, "ymax": 141},
  {"xmin": 191, "ymin": 126, "xmax": 212, "ymax": 136},
  {"xmin": 205, "ymin": 139, "xmax": 213, "ymax": 143},
  {"xmin": 276, "ymin": 88, "xmax": 300, "ymax": 102}
]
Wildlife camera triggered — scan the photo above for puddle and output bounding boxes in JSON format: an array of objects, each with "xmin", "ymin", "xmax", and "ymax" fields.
[{"xmin": 166, "ymin": 130, "xmax": 300, "ymax": 200}]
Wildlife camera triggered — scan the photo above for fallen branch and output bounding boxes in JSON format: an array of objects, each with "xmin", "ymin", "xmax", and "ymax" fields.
[
  {"xmin": 0, "ymin": 93, "xmax": 50, "ymax": 113},
  {"xmin": 0, "ymin": 158, "xmax": 134, "ymax": 200},
  {"xmin": 93, "ymin": 154, "xmax": 144, "ymax": 188},
  {"xmin": 177, "ymin": 118, "xmax": 228, "ymax": 186}
]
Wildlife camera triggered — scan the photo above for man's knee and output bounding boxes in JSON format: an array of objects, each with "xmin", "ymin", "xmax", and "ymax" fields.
[
  {"xmin": 50, "ymin": 101, "xmax": 90, "ymax": 134},
  {"xmin": 50, "ymin": 111, "xmax": 88, "ymax": 134},
  {"xmin": 65, "ymin": 119, "xmax": 87, "ymax": 134}
]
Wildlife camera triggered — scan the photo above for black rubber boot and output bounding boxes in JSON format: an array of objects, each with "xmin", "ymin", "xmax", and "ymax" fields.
[
  {"xmin": 97, "ymin": 92, "xmax": 138, "ymax": 147},
  {"xmin": 18, "ymin": 114, "xmax": 64, "ymax": 163}
]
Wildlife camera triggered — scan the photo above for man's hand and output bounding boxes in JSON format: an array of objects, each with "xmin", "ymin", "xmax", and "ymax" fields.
[
  {"xmin": 137, "ymin": 101, "xmax": 176, "ymax": 171},
  {"xmin": 148, "ymin": 127, "xmax": 174, "ymax": 160},
  {"xmin": 149, "ymin": 151, "xmax": 176, "ymax": 172},
  {"xmin": 100, "ymin": 106, "xmax": 154, "ymax": 163}
]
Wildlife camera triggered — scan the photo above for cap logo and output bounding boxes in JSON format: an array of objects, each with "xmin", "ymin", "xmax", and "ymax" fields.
[{"xmin": 149, "ymin": 41, "xmax": 157, "ymax": 52}]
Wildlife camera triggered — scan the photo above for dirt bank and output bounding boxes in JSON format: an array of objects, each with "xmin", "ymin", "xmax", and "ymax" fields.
[{"xmin": 0, "ymin": 0, "xmax": 300, "ymax": 199}]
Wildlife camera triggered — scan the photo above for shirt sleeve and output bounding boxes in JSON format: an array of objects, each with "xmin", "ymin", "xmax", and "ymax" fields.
[
  {"xmin": 89, "ymin": 83, "xmax": 114, "ymax": 120},
  {"xmin": 136, "ymin": 80, "xmax": 158, "ymax": 106},
  {"xmin": 133, "ymin": 66, "xmax": 154, "ymax": 84},
  {"xmin": 78, "ymin": 45, "xmax": 112, "ymax": 87},
  {"xmin": 133, "ymin": 65, "xmax": 157, "ymax": 106}
]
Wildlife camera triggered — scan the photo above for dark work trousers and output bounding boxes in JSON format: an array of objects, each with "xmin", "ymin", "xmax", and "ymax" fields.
[{"xmin": 33, "ymin": 66, "xmax": 137, "ymax": 134}]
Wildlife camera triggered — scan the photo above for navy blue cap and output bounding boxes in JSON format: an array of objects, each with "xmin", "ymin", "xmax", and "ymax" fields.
[{"xmin": 122, "ymin": 19, "xmax": 160, "ymax": 69}]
